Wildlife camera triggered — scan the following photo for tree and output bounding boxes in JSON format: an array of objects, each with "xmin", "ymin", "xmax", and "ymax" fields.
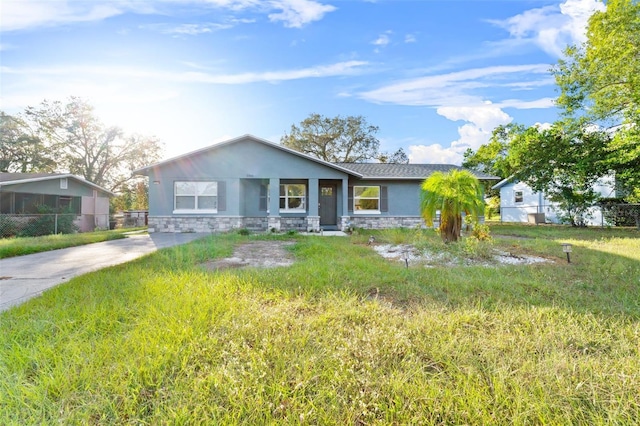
[
  {"xmin": 111, "ymin": 180, "xmax": 149, "ymax": 212},
  {"xmin": 463, "ymin": 123, "xmax": 524, "ymax": 197},
  {"xmin": 463, "ymin": 124, "xmax": 522, "ymax": 180},
  {"xmin": 0, "ymin": 112, "xmax": 55, "ymax": 173},
  {"xmin": 507, "ymin": 121, "xmax": 609, "ymax": 226},
  {"xmin": 378, "ymin": 148, "xmax": 409, "ymax": 164},
  {"xmin": 553, "ymin": 0, "xmax": 640, "ymax": 193},
  {"xmin": 281, "ymin": 113, "xmax": 380, "ymax": 162},
  {"xmin": 24, "ymin": 97, "xmax": 163, "ymax": 192},
  {"xmin": 420, "ymin": 170, "xmax": 484, "ymax": 243}
]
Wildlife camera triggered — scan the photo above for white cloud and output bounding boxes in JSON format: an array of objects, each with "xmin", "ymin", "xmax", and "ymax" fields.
[
  {"xmin": 489, "ymin": 0, "xmax": 605, "ymax": 57},
  {"xmin": 496, "ymin": 98, "xmax": 555, "ymax": 109},
  {"xmin": 359, "ymin": 63, "xmax": 554, "ymax": 165},
  {"xmin": 417, "ymin": 103, "xmax": 513, "ymax": 164},
  {"xmin": 372, "ymin": 33, "xmax": 391, "ymax": 46},
  {"xmin": 409, "ymin": 143, "xmax": 464, "ymax": 165},
  {"xmin": 437, "ymin": 104, "xmax": 512, "ymax": 131},
  {"xmin": 179, "ymin": 60, "xmax": 368, "ymax": 83},
  {"xmin": 142, "ymin": 22, "xmax": 234, "ymax": 35},
  {"xmin": 0, "ymin": 0, "xmax": 125, "ymax": 32},
  {"xmin": 404, "ymin": 34, "xmax": 416, "ymax": 43},
  {"xmin": 360, "ymin": 64, "xmax": 551, "ymax": 106},
  {"xmin": 0, "ymin": 60, "xmax": 368, "ymax": 102},
  {"xmin": 268, "ymin": 0, "xmax": 336, "ymax": 28},
  {"xmin": 0, "ymin": 0, "xmax": 335, "ymax": 32}
]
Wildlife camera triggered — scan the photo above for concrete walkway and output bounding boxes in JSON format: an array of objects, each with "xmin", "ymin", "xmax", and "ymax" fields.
[{"xmin": 0, "ymin": 233, "xmax": 209, "ymax": 312}]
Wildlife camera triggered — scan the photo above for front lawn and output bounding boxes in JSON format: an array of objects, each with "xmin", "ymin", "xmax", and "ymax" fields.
[
  {"xmin": 0, "ymin": 228, "xmax": 146, "ymax": 259},
  {"xmin": 1, "ymin": 226, "xmax": 639, "ymax": 424}
]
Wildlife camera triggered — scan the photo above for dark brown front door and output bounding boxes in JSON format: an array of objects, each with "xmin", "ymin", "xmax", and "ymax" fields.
[{"xmin": 319, "ymin": 183, "xmax": 337, "ymax": 226}]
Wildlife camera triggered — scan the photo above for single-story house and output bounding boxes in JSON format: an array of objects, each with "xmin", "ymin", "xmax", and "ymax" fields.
[
  {"xmin": 134, "ymin": 135, "xmax": 499, "ymax": 233},
  {"xmin": 492, "ymin": 176, "xmax": 616, "ymax": 226},
  {"xmin": 0, "ymin": 173, "xmax": 114, "ymax": 232}
]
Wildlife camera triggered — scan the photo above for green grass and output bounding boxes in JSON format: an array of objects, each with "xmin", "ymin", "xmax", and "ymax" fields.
[
  {"xmin": 0, "ymin": 228, "xmax": 146, "ymax": 259},
  {"xmin": 1, "ymin": 226, "xmax": 639, "ymax": 424}
]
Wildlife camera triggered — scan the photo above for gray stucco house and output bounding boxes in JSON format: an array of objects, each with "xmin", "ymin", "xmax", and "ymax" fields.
[
  {"xmin": 135, "ymin": 135, "xmax": 499, "ymax": 233},
  {"xmin": 0, "ymin": 173, "xmax": 114, "ymax": 232}
]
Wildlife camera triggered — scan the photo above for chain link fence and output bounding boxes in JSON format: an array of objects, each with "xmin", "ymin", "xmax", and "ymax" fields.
[
  {"xmin": 0, "ymin": 214, "xmax": 111, "ymax": 238},
  {"xmin": 599, "ymin": 202, "xmax": 640, "ymax": 228}
]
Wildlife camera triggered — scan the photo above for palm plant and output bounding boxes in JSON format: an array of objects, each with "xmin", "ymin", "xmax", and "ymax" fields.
[{"xmin": 420, "ymin": 170, "xmax": 484, "ymax": 243}]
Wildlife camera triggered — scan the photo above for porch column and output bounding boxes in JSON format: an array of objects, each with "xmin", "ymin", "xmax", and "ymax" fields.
[
  {"xmin": 268, "ymin": 178, "xmax": 281, "ymax": 231},
  {"xmin": 307, "ymin": 178, "xmax": 320, "ymax": 232},
  {"xmin": 340, "ymin": 177, "xmax": 351, "ymax": 231}
]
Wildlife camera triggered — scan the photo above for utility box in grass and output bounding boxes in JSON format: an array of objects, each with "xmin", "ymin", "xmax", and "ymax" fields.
[{"xmin": 528, "ymin": 213, "xmax": 545, "ymax": 224}]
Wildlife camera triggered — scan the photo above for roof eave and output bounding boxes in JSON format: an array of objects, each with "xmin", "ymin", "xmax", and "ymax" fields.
[
  {"xmin": 0, "ymin": 174, "xmax": 116, "ymax": 196},
  {"xmin": 491, "ymin": 176, "xmax": 515, "ymax": 190}
]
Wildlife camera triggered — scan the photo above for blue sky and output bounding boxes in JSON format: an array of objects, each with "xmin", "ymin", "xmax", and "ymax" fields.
[{"xmin": 1, "ymin": 0, "xmax": 605, "ymax": 163}]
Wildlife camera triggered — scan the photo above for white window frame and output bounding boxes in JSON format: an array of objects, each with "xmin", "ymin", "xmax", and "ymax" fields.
[
  {"xmin": 354, "ymin": 185, "xmax": 381, "ymax": 213},
  {"xmin": 173, "ymin": 181, "xmax": 218, "ymax": 214},
  {"xmin": 60, "ymin": 178, "xmax": 68, "ymax": 189},
  {"xmin": 514, "ymin": 190, "xmax": 524, "ymax": 204},
  {"xmin": 279, "ymin": 183, "xmax": 306, "ymax": 213}
]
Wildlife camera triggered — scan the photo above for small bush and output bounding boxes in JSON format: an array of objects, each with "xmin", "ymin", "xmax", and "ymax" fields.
[
  {"xmin": 471, "ymin": 223, "xmax": 492, "ymax": 241},
  {"xmin": 237, "ymin": 228, "xmax": 250, "ymax": 236},
  {"xmin": 17, "ymin": 206, "xmax": 78, "ymax": 237}
]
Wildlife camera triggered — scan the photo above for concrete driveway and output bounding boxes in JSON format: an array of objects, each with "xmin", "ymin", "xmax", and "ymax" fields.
[{"xmin": 0, "ymin": 233, "xmax": 209, "ymax": 312}]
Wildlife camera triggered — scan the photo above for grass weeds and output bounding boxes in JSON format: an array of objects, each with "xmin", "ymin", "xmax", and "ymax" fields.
[
  {"xmin": 0, "ymin": 228, "xmax": 145, "ymax": 259},
  {"xmin": 1, "ymin": 225, "xmax": 639, "ymax": 424}
]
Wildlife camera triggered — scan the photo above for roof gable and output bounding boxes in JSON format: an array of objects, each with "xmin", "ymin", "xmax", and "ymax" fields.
[{"xmin": 135, "ymin": 134, "xmax": 363, "ymax": 178}]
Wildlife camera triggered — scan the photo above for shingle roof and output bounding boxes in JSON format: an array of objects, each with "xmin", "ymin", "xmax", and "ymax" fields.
[
  {"xmin": 0, "ymin": 173, "xmax": 66, "ymax": 183},
  {"xmin": 335, "ymin": 163, "xmax": 500, "ymax": 180}
]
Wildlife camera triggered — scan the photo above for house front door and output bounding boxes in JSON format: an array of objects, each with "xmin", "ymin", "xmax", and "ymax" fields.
[{"xmin": 319, "ymin": 183, "xmax": 337, "ymax": 227}]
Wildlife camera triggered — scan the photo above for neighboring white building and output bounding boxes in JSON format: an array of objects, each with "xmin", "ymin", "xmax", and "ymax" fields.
[{"xmin": 492, "ymin": 176, "xmax": 617, "ymax": 226}]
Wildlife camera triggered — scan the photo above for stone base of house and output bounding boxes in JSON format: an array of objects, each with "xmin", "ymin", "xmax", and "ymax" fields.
[
  {"xmin": 342, "ymin": 216, "xmax": 425, "ymax": 230},
  {"xmin": 148, "ymin": 216, "xmax": 323, "ymax": 233},
  {"xmin": 148, "ymin": 215, "xmax": 431, "ymax": 233}
]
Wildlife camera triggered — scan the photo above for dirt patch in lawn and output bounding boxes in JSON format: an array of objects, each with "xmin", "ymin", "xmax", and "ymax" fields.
[
  {"xmin": 372, "ymin": 243, "xmax": 554, "ymax": 267},
  {"xmin": 201, "ymin": 240, "xmax": 296, "ymax": 271},
  {"xmin": 200, "ymin": 239, "xmax": 553, "ymax": 272}
]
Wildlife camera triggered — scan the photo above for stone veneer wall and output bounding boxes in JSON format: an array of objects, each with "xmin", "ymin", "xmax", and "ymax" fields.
[
  {"xmin": 346, "ymin": 216, "xmax": 425, "ymax": 230},
  {"xmin": 149, "ymin": 216, "xmax": 318, "ymax": 233},
  {"xmin": 149, "ymin": 215, "xmax": 434, "ymax": 233},
  {"xmin": 148, "ymin": 216, "xmax": 244, "ymax": 233}
]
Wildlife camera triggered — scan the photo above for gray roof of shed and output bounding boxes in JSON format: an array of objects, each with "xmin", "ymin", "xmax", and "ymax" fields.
[
  {"xmin": 0, "ymin": 173, "xmax": 67, "ymax": 183},
  {"xmin": 335, "ymin": 163, "xmax": 500, "ymax": 181},
  {"xmin": 0, "ymin": 173, "xmax": 115, "ymax": 196}
]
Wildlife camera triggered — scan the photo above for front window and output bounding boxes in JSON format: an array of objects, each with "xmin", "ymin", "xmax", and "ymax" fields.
[
  {"xmin": 280, "ymin": 184, "xmax": 306, "ymax": 212},
  {"xmin": 354, "ymin": 186, "xmax": 380, "ymax": 212},
  {"xmin": 174, "ymin": 181, "xmax": 217, "ymax": 213}
]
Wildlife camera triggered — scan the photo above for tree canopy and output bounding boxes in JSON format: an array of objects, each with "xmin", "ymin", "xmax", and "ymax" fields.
[
  {"xmin": 0, "ymin": 112, "xmax": 55, "ymax": 173},
  {"xmin": 465, "ymin": 0, "xmax": 640, "ymax": 222},
  {"xmin": 554, "ymin": 0, "xmax": 640, "ymax": 125},
  {"xmin": 378, "ymin": 147, "xmax": 410, "ymax": 164},
  {"xmin": 553, "ymin": 0, "xmax": 640, "ymax": 194},
  {"xmin": 509, "ymin": 121, "xmax": 610, "ymax": 226},
  {"xmin": 281, "ymin": 113, "xmax": 380, "ymax": 162},
  {"xmin": 22, "ymin": 97, "xmax": 163, "ymax": 192}
]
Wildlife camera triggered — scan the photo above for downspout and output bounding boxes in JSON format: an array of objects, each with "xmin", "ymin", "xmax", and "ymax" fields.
[
  {"xmin": 538, "ymin": 191, "xmax": 543, "ymax": 214},
  {"xmin": 94, "ymin": 190, "xmax": 98, "ymax": 229}
]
